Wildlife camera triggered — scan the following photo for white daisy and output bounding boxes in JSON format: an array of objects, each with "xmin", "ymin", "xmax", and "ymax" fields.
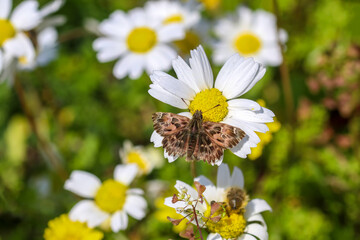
[
  {"xmin": 195, "ymin": 164, "xmax": 272, "ymax": 240},
  {"xmin": 149, "ymin": 45, "xmax": 274, "ymax": 165},
  {"xmin": 0, "ymin": 0, "xmax": 64, "ymax": 82},
  {"xmin": 119, "ymin": 140, "xmax": 164, "ymax": 175},
  {"xmin": 145, "ymin": 0, "xmax": 205, "ymax": 56},
  {"xmin": 145, "ymin": 0, "xmax": 200, "ymax": 30},
  {"xmin": 213, "ymin": 6, "xmax": 288, "ymax": 67},
  {"xmin": 64, "ymin": 164, "xmax": 147, "ymax": 232},
  {"xmin": 93, "ymin": 7, "xmax": 185, "ymax": 80}
]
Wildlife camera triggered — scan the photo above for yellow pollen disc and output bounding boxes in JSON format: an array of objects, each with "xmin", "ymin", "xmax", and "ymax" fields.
[
  {"xmin": 163, "ymin": 14, "xmax": 184, "ymax": 24},
  {"xmin": 234, "ymin": 32, "xmax": 262, "ymax": 55},
  {"xmin": 127, "ymin": 27, "xmax": 157, "ymax": 53},
  {"xmin": 95, "ymin": 179, "xmax": 127, "ymax": 213},
  {"xmin": 0, "ymin": 19, "xmax": 16, "ymax": 46},
  {"xmin": 126, "ymin": 151, "xmax": 149, "ymax": 173},
  {"xmin": 189, "ymin": 88, "xmax": 228, "ymax": 122},
  {"xmin": 204, "ymin": 207, "xmax": 246, "ymax": 239},
  {"xmin": 43, "ymin": 214, "xmax": 104, "ymax": 240}
]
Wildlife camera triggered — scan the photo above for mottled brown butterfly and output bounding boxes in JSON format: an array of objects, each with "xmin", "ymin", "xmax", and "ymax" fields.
[{"xmin": 152, "ymin": 110, "xmax": 246, "ymax": 164}]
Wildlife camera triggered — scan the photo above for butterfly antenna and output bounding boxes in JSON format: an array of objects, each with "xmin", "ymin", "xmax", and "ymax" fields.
[
  {"xmin": 203, "ymin": 104, "xmax": 220, "ymax": 113},
  {"xmin": 181, "ymin": 98, "xmax": 189, "ymax": 107}
]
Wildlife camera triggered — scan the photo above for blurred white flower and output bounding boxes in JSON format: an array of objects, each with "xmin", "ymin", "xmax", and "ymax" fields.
[
  {"xmin": 149, "ymin": 45, "xmax": 274, "ymax": 165},
  {"xmin": 64, "ymin": 164, "xmax": 147, "ymax": 232},
  {"xmin": 0, "ymin": 0, "xmax": 64, "ymax": 82},
  {"xmin": 213, "ymin": 6, "xmax": 287, "ymax": 67},
  {"xmin": 93, "ymin": 7, "xmax": 185, "ymax": 80},
  {"xmin": 119, "ymin": 140, "xmax": 164, "ymax": 175}
]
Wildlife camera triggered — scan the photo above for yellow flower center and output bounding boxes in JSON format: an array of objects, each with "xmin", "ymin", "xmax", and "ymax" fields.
[
  {"xmin": 189, "ymin": 88, "xmax": 228, "ymax": 122},
  {"xmin": 174, "ymin": 30, "xmax": 200, "ymax": 56},
  {"xmin": 44, "ymin": 214, "xmax": 104, "ymax": 240},
  {"xmin": 127, "ymin": 27, "xmax": 157, "ymax": 53},
  {"xmin": 163, "ymin": 14, "xmax": 184, "ymax": 24},
  {"xmin": 126, "ymin": 151, "xmax": 149, "ymax": 174},
  {"xmin": 95, "ymin": 179, "xmax": 127, "ymax": 213},
  {"xmin": 234, "ymin": 32, "xmax": 262, "ymax": 55},
  {"xmin": 0, "ymin": 19, "xmax": 16, "ymax": 46},
  {"xmin": 199, "ymin": 0, "xmax": 221, "ymax": 11},
  {"xmin": 204, "ymin": 206, "xmax": 246, "ymax": 239}
]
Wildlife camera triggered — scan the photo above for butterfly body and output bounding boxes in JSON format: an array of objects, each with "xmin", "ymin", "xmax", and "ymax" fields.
[{"xmin": 152, "ymin": 110, "xmax": 246, "ymax": 164}]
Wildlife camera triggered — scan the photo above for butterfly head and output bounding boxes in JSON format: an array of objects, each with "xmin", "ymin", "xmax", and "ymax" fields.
[{"xmin": 192, "ymin": 110, "xmax": 203, "ymax": 121}]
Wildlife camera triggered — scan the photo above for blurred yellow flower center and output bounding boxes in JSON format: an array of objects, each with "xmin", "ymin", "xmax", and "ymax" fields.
[
  {"xmin": 234, "ymin": 32, "xmax": 262, "ymax": 55},
  {"xmin": 163, "ymin": 14, "xmax": 184, "ymax": 24},
  {"xmin": 174, "ymin": 30, "xmax": 200, "ymax": 55},
  {"xmin": 127, "ymin": 27, "xmax": 157, "ymax": 53},
  {"xmin": 43, "ymin": 214, "xmax": 104, "ymax": 240},
  {"xmin": 204, "ymin": 207, "xmax": 246, "ymax": 239},
  {"xmin": 0, "ymin": 19, "xmax": 16, "ymax": 46},
  {"xmin": 95, "ymin": 179, "xmax": 127, "ymax": 213},
  {"xmin": 189, "ymin": 88, "xmax": 228, "ymax": 122},
  {"xmin": 199, "ymin": 0, "xmax": 221, "ymax": 11},
  {"xmin": 127, "ymin": 151, "xmax": 148, "ymax": 173}
]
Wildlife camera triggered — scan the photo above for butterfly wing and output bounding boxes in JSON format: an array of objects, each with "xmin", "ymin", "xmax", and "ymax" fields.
[
  {"xmin": 152, "ymin": 112, "xmax": 190, "ymax": 157},
  {"xmin": 152, "ymin": 112, "xmax": 190, "ymax": 136},
  {"xmin": 203, "ymin": 122, "xmax": 246, "ymax": 149},
  {"xmin": 192, "ymin": 131, "xmax": 225, "ymax": 164}
]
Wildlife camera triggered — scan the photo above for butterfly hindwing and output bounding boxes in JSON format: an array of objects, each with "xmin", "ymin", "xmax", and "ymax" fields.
[
  {"xmin": 192, "ymin": 131, "xmax": 225, "ymax": 164},
  {"xmin": 203, "ymin": 122, "xmax": 246, "ymax": 149}
]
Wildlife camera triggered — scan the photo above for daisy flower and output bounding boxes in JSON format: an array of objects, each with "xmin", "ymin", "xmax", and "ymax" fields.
[
  {"xmin": 64, "ymin": 164, "xmax": 147, "ymax": 232},
  {"xmin": 119, "ymin": 140, "xmax": 163, "ymax": 175},
  {"xmin": 144, "ymin": 0, "xmax": 202, "ymax": 55},
  {"xmin": 44, "ymin": 214, "xmax": 104, "ymax": 240},
  {"xmin": 93, "ymin": 7, "xmax": 185, "ymax": 80},
  {"xmin": 149, "ymin": 45, "xmax": 275, "ymax": 165},
  {"xmin": 212, "ymin": 6, "xmax": 287, "ymax": 67},
  {"xmin": 166, "ymin": 164, "xmax": 272, "ymax": 240},
  {"xmin": 0, "ymin": 0, "xmax": 64, "ymax": 82}
]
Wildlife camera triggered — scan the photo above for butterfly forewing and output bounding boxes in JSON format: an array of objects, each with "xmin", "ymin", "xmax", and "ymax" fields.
[
  {"xmin": 152, "ymin": 112, "xmax": 190, "ymax": 135},
  {"xmin": 203, "ymin": 122, "xmax": 245, "ymax": 149}
]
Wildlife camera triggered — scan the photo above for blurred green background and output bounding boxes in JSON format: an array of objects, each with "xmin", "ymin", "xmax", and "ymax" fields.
[{"xmin": 0, "ymin": 0, "xmax": 359, "ymax": 239}]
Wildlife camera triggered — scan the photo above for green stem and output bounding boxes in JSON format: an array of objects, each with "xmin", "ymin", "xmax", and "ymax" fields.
[{"xmin": 14, "ymin": 75, "xmax": 68, "ymax": 181}]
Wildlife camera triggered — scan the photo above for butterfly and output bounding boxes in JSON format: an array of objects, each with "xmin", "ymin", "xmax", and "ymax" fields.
[{"xmin": 152, "ymin": 110, "xmax": 246, "ymax": 164}]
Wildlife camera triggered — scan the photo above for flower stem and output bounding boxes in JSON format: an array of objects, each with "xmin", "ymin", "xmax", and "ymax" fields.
[
  {"xmin": 14, "ymin": 75, "xmax": 68, "ymax": 180},
  {"xmin": 190, "ymin": 161, "xmax": 197, "ymax": 178},
  {"xmin": 192, "ymin": 205, "xmax": 204, "ymax": 240},
  {"xmin": 272, "ymin": 0, "xmax": 295, "ymax": 124}
]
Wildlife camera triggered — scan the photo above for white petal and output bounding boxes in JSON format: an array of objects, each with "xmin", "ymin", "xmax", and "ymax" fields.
[
  {"xmin": 175, "ymin": 180, "xmax": 198, "ymax": 199},
  {"xmin": 203, "ymin": 185, "xmax": 225, "ymax": 203},
  {"xmin": 114, "ymin": 164, "xmax": 138, "ymax": 185},
  {"xmin": 257, "ymin": 45, "xmax": 283, "ymax": 67},
  {"xmin": 217, "ymin": 56, "xmax": 265, "ymax": 99},
  {"xmin": 110, "ymin": 210, "xmax": 128, "ymax": 232},
  {"xmin": 164, "ymin": 150, "xmax": 179, "ymax": 163},
  {"xmin": 124, "ymin": 195, "xmax": 147, "ymax": 220},
  {"xmin": 0, "ymin": 0, "xmax": 12, "ymax": 19},
  {"xmin": 39, "ymin": 0, "xmax": 64, "ymax": 18},
  {"xmin": 238, "ymin": 234, "xmax": 258, "ymax": 240},
  {"xmin": 98, "ymin": 10, "xmax": 131, "ymax": 38},
  {"xmin": 69, "ymin": 200, "xmax": 109, "ymax": 228},
  {"xmin": 145, "ymin": 45, "xmax": 176, "ymax": 73},
  {"xmin": 244, "ymin": 223, "xmax": 268, "ymax": 240},
  {"xmin": 128, "ymin": 56, "xmax": 145, "ymax": 79},
  {"xmin": 150, "ymin": 70, "xmax": 196, "ymax": 100},
  {"xmin": 207, "ymin": 233, "xmax": 223, "ymax": 240},
  {"xmin": 148, "ymin": 83, "xmax": 188, "ymax": 109},
  {"xmin": 10, "ymin": 0, "xmax": 41, "ymax": 30},
  {"xmin": 126, "ymin": 188, "xmax": 144, "ymax": 195},
  {"xmin": 245, "ymin": 199, "xmax": 272, "ymax": 219},
  {"xmin": 189, "ymin": 45, "xmax": 213, "ymax": 90},
  {"xmin": 164, "ymin": 196, "xmax": 187, "ymax": 209},
  {"xmin": 194, "ymin": 175, "xmax": 214, "ymax": 187},
  {"xmin": 93, "ymin": 38, "xmax": 126, "ymax": 62},
  {"xmin": 64, "ymin": 170, "xmax": 101, "ymax": 198},
  {"xmin": 227, "ymin": 99, "xmax": 261, "ymax": 111},
  {"xmin": 246, "ymin": 214, "xmax": 267, "ymax": 229},
  {"xmin": 158, "ymin": 24, "xmax": 185, "ymax": 42},
  {"xmin": 0, "ymin": 50, "xmax": 3, "ymax": 74},
  {"xmin": 223, "ymin": 118, "xmax": 260, "ymax": 143},
  {"xmin": 150, "ymin": 131, "xmax": 163, "ymax": 147},
  {"xmin": 213, "ymin": 154, "xmax": 224, "ymax": 166},
  {"xmin": 216, "ymin": 163, "xmax": 231, "ymax": 188},
  {"xmin": 172, "ymin": 56, "xmax": 200, "ymax": 92},
  {"xmin": 112, "ymin": 54, "xmax": 135, "ymax": 79},
  {"xmin": 230, "ymin": 166, "xmax": 244, "ymax": 188},
  {"xmin": 230, "ymin": 136, "xmax": 253, "ymax": 158},
  {"xmin": 215, "ymin": 54, "xmax": 244, "ymax": 91}
]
